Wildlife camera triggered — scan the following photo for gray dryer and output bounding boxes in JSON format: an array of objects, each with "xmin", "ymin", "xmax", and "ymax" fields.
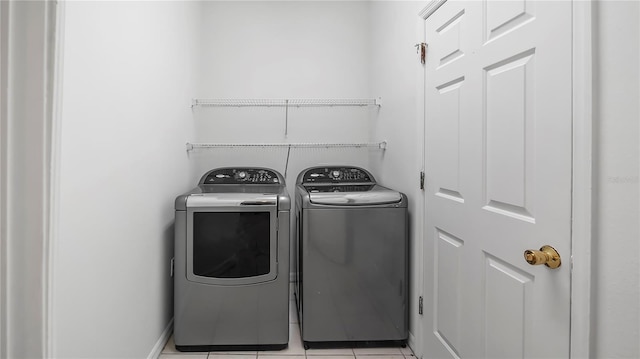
[{"xmin": 174, "ymin": 167, "xmax": 290, "ymax": 351}]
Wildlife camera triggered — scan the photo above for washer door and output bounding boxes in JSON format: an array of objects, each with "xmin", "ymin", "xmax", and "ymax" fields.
[{"xmin": 186, "ymin": 195, "xmax": 278, "ymax": 285}]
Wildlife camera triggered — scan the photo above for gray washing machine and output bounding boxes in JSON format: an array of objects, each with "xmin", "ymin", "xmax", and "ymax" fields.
[
  {"xmin": 294, "ymin": 166, "xmax": 408, "ymax": 349},
  {"xmin": 174, "ymin": 167, "xmax": 290, "ymax": 351}
]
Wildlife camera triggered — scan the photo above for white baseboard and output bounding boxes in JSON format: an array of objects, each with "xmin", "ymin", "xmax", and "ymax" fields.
[
  {"xmin": 408, "ymin": 331, "xmax": 420, "ymax": 358},
  {"xmin": 148, "ymin": 318, "xmax": 173, "ymax": 359}
]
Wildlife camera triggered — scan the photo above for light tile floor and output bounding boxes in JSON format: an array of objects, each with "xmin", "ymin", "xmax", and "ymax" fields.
[{"xmin": 161, "ymin": 294, "xmax": 415, "ymax": 359}]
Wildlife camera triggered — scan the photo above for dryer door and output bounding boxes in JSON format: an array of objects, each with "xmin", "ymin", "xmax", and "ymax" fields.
[{"xmin": 186, "ymin": 195, "xmax": 278, "ymax": 285}]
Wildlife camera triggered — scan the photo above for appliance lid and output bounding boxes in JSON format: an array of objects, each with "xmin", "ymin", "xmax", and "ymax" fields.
[
  {"xmin": 186, "ymin": 193, "xmax": 279, "ymax": 207},
  {"xmin": 307, "ymin": 187, "xmax": 402, "ymax": 205}
]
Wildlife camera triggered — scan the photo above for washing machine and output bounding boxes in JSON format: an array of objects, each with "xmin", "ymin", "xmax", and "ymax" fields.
[
  {"xmin": 174, "ymin": 167, "xmax": 290, "ymax": 351},
  {"xmin": 294, "ymin": 166, "xmax": 408, "ymax": 348}
]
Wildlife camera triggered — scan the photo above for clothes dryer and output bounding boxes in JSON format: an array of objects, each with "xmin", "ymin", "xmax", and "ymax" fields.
[
  {"xmin": 174, "ymin": 167, "xmax": 290, "ymax": 351},
  {"xmin": 294, "ymin": 166, "xmax": 408, "ymax": 349}
]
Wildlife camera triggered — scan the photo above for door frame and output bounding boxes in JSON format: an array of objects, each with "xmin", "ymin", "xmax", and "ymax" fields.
[
  {"xmin": 0, "ymin": 1, "xmax": 60, "ymax": 358},
  {"xmin": 0, "ymin": 2, "xmax": 7, "ymax": 357},
  {"xmin": 417, "ymin": 1, "xmax": 593, "ymax": 357}
]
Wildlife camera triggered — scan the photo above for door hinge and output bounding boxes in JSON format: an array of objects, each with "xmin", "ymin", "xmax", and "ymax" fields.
[
  {"xmin": 415, "ymin": 42, "xmax": 427, "ymax": 64},
  {"xmin": 420, "ymin": 171, "xmax": 425, "ymax": 190},
  {"xmin": 419, "ymin": 296, "xmax": 424, "ymax": 315}
]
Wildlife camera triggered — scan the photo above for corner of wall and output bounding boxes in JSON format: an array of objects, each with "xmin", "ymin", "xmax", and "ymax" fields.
[{"xmin": 146, "ymin": 319, "xmax": 173, "ymax": 359}]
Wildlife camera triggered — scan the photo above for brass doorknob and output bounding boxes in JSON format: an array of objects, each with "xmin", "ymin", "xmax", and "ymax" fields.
[{"xmin": 523, "ymin": 245, "xmax": 561, "ymax": 269}]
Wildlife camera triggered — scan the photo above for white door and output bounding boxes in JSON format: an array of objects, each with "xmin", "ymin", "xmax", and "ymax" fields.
[{"xmin": 422, "ymin": 1, "xmax": 572, "ymax": 358}]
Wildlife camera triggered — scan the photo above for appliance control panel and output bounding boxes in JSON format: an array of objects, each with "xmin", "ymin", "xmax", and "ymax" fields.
[
  {"xmin": 301, "ymin": 166, "xmax": 373, "ymax": 184},
  {"xmin": 200, "ymin": 168, "xmax": 281, "ymax": 184}
]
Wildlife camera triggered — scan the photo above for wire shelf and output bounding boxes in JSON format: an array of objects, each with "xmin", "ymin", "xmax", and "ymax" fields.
[
  {"xmin": 191, "ymin": 98, "xmax": 382, "ymax": 108},
  {"xmin": 186, "ymin": 141, "xmax": 387, "ymax": 151}
]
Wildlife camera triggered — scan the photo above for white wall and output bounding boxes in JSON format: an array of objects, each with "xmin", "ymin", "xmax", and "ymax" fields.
[
  {"xmin": 50, "ymin": 2, "xmax": 395, "ymax": 357},
  {"xmin": 52, "ymin": 2, "xmax": 199, "ymax": 357},
  {"xmin": 191, "ymin": 1, "xmax": 375, "ymax": 194},
  {"xmin": 592, "ymin": 1, "xmax": 640, "ymax": 357},
  {"xmin": 368, "ymin": 1, "xmax": 425, "ymax": 355}
]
